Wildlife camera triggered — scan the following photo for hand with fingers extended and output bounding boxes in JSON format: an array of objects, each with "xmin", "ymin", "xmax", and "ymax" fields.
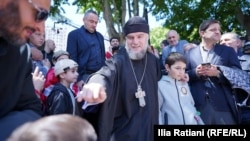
[
  {"xmin": 32, "ymin": 66, "xmax": 45, "ymax": 92},
  {"xmin": 76, "ymin": 83, "xmax": 107, "ymax": 104}
]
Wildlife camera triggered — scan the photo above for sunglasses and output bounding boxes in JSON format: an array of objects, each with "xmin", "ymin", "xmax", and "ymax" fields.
[{"xmin": 28, "ymin": 0, "xmax": 49, "ymax": 22}]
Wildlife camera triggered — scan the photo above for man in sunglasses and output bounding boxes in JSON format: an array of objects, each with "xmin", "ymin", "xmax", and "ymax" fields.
[{"xmin": 0, "ymin": 0, "xmax": 50, "ymax": 140}]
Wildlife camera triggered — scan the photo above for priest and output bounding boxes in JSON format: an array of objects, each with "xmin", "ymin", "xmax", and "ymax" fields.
[{"xmin": 77, "ymin": 16, "xmax": 162, "ymax": 141}]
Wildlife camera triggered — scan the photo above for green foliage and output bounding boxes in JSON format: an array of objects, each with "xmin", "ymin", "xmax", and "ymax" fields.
[
  {"xmin": 149, "ymin": 27, "xmax": 168, "ymax": 52},
  {"xmin": 49, "ymin": 0, "xmax": 250, "ymax": 41},
  {"xmin": 149, "ymin": 0, "xmax": 250, "ymax": 41},
  {"xmin": 72, "ymin": 0, "xmax": 103, "ymax": 14},
  {"xmin": 50, "ymin": 0, "xmax": 70, "ymax": 16}
]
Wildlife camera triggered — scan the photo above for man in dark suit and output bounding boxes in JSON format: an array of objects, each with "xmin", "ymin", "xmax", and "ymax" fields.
[
  {"xmin": 185, "ymin": 19, "xmax": 242, "ymax": 124},
  {"xmin": 67, "ymin": 9, "xmax": 106, "ymax": 89},
  {"xmin": 66, "ymin": 9, "xmax": 106, "ymax": 132}
]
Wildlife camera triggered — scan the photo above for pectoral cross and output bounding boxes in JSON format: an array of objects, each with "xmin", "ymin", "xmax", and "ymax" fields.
[{"xmin": 135, "ymin": 85, "xmax": 146, "ymax": 107}]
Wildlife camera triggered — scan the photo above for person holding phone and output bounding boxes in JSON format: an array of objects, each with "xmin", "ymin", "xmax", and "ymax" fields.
[{"xmin": 185, "ymin": 19, "xmax": 242, "ymax": 124}]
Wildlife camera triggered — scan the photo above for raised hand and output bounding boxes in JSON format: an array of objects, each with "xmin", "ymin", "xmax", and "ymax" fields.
[{"xmin": 76, "ymin": 83, "xmax": 107, "ymax": 104}]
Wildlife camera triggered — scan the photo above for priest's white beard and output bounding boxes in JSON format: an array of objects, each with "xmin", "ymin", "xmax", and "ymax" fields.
[{"xmin": 125, "ymin": 43, "xmax": 148, "ymax": 60}]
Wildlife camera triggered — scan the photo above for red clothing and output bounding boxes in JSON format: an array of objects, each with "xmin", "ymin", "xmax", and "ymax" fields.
[
  {"xmin": 44, "ymin": 67, "xmax": 79, "ymax": 96},
  {"xmin": 70, "ymin": 83, "xmax": 79, "ymax": 96},
  {"xmin": 105, "ymin": 51, "xmax": 112, "ymax": 59},
  {"xmin": 44, "ymin": 68, "xmax": 58, "ymax": 88}
]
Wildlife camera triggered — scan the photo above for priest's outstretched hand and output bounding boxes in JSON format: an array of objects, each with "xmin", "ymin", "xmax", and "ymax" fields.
[{"xmin": 76, "ymin": 83, "xmax": 107, "ymax": 103}]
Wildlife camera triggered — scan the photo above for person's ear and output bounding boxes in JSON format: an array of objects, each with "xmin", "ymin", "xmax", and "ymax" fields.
[
  {"xmin": 236, "ymin": 38, "xmax": 241, "ymax": 48},
  {"xmin": 59, "ymin": 73, "xmax": 66, "ymax": 79},
  {"xmin": 199, "ymin": 31, "xmax": 205, "ymax": 37},
  {"xmin": 165, "ymin": 64, "xmax": 170, "ymax": 72}
]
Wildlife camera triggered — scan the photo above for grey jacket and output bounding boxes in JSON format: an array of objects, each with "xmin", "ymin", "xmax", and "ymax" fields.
[{"xmin": 158, "ymin": 75, "xmax": 204, "ymax": 125}]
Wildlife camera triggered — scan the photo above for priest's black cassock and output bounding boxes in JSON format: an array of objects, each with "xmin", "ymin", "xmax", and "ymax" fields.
[{"xmin": 85, "ymin": 47, "xmax": 161, "ymax": 141}]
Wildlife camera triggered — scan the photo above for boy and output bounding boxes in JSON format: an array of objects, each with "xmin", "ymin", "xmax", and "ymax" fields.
[
  {"xmin": 158, "ymin": 52, "xmax": 203, "ymax": 125},
  {"xmin": 43, "ymin": 50, "xmax": 70, "ymax": 96},
  {"xmin": 45, "ymin": 59, "xmax": 82, "ymax": 116}
]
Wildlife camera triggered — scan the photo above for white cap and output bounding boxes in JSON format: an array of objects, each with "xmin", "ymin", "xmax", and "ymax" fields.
[{"xmin": 54, "ymin": 59, "xmax": 78, "ymax": 76}]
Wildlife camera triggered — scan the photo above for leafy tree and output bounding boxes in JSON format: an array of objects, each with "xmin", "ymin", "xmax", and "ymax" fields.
[
  {"xmin": 70, "ymin": 0, "xmax": 146, "ymax": 43},
  {"xmin": 49, "ymin": 0, "xmax": 150, "ymax": 44},
  {"xmin": 149, "ymin": 27, "xmax": 168, "ymax": 52},
  {"xmin": 148, "ymin": 0, "xmax": 250, "ymax": 41},
  {"xmin": 49, "ymin": 0, "xmax": 250, "ymax": 47}
]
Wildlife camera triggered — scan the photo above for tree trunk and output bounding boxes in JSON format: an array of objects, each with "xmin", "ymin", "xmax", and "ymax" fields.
[
  {"xmin": 103, "ymin": 0, "xmax": 119, "ymax": 38},
  {"xmin": 235, "ymin": 6, "xmax": 250, "ymax": 36},
  {"xmin": 133, "ymin": 0, "xmax": 139, "ymax": 16}
]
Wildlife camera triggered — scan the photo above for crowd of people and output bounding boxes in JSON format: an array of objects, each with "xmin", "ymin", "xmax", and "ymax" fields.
[{"xmin": 0, "ymin": 0, "xmax": 250, "ymax": 141}]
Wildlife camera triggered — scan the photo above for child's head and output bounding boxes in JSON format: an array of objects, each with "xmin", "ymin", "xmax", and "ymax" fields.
[
  {"xmin": 7, "ymin": 114, "xmax": 97, "ymax": 141},
  {"xmin": 54, "ymin": 59, "xmax": 79, "ymax": 83},
  {"xmin": 52, "ymin": 50, "xmax": 70, "ymax": 65},
  {"xmin": 28, "ymin": 31, "xmax": 45, "ymax": 48},
  {"xmin": 165, "ymin": 52, "xmax": 187, "ymax": 80}
]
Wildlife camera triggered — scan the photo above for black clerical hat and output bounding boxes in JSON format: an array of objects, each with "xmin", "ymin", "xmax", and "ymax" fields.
[{"xmin": 123, "ymin": 16, "xmax": 149, "ymax": 36}]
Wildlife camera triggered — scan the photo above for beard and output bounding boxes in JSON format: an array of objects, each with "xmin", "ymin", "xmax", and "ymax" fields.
[
  {"xmin": 0, "ymin": 2, "xmax": 26, "ymax": 46},
  {"xmin": 125, "ymin": 43, "xmax": 148, "ymax": 60}
]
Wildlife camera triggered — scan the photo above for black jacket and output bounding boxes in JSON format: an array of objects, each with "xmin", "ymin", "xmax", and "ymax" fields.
[
  {"xmin": 45, "ymin": 83, "xmax": 82, "ymax": 116},
  {"xmin": 87, "ymin": 48, "xmax": 162, "ymax": 141},
  {"xmin": 0, "ymin": 39, "xmax": 43, "ymax": 117},
  {"xmin": 66, "ymin": 26, "xmax": 106, "ymax": 82}
]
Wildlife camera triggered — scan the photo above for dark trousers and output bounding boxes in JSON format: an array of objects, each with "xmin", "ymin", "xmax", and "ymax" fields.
[
  {"xmin": 200, "ymin": 98, "xmax": 237, "ymax": 125},
  {"xmin": 241, "ymin": 107, "xmax": 250, "ymax": 124},
  {"xmin": 0, "ymin": 110, "xmax": 41, "ymax": 140}
]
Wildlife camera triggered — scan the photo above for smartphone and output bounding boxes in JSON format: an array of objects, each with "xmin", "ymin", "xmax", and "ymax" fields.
[{"xmin": 201, "ymin": 63, "xmax": 211, "ymax": 67}]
